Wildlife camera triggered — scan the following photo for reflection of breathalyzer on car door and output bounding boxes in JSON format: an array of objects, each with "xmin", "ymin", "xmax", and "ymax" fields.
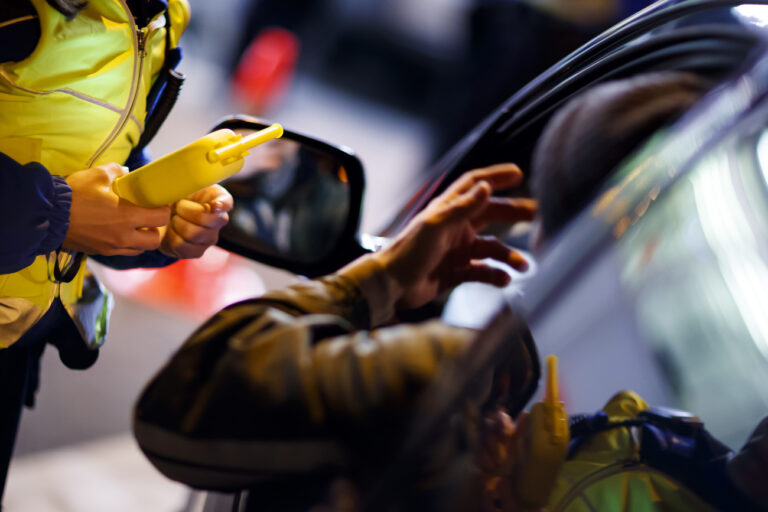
[
  {"xmin": 113, "ymin": 124, "xmax": 283, "ymax": 206},
  {"xmin": 513, "ymin": 355, "xmax": 570, "ymax": 508}
]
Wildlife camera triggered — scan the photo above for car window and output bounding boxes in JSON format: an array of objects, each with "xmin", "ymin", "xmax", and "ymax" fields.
[
  {"xmin": 617, "ymin": 118, "xmax": 768, "ymax": 447},
  {"xmin": 383, "ymin": 0, "xmax": 764, "ymax": 236}
]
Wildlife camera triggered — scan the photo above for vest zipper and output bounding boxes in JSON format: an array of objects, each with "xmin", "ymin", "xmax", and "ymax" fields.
[
  {"xmin": 0, "ymin": 4, "xmax": 164, "ymax": 168},
  {"xmin": 86, "ymin": 2, "xmax": 165, "ymax": 167}
]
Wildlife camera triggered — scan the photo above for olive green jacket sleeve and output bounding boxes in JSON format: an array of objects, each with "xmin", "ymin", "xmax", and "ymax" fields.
[{"xmin": 134, "ymin": 255, "xmax": 475, "ymax": 451}]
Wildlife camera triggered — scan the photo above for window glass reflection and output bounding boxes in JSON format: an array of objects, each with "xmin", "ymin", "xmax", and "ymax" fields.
[{"xmin": 618, "ymin": 128, "xmax": 768, "ymax": 447}]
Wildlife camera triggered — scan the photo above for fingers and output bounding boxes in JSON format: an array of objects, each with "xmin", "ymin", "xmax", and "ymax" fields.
[
  {"xmin": 445, "ymin": 254, "xmax": 530, "ymax": 289},
  {"xmin": 160, "ymin": 187, "xmax": 233, "ymax": 259},
  {"xmin": 170, "ymin": 214, "xmax": 221, "ymax": 246},
  {"xmin": 171, "ymin": 185, "xmax": 232, "ymax": 232},
  {"xmin": 173, "ymin": 199, "xmax": 230, "ymax": 229},
  {"xmin": 101, "ymin": 227, "xmax": 163, "ymax": 255},
  {"xmin": 472, "ymin": 197, "xmax": 538, "ymax": 230},
  {"xmin": 439, "ymin": 165, "xmax": 533, "ymax": 229},
  {"xmin": 443, "ymin": 181, "xmax": 492, "ymax": 223},
  {"xmin": 185, "ymin": 184, "xmax": 234, "ymax": 213},
  {"xmin": 120, "ymin": 202, "xmax": 172, "ymax": 228},
  {"xmin": 471, "ymin": 237, "xmax": 529, "ymax": 271},
  {"xmin": 446, "ymin": 163, "xmax": 524, "ymax": 197},
  {"xmin": 117, "ymin": 184, "xmax": 231, "ymax": 230},
  {"xmin": 161, "ymin": 213, "xmax": 222, "ymax": 259},
  {"xmin": 161, "ymin": 226, "xmax": 209, "ymax": 259},
  {"xmin": 459, "ymin": 262, "xmax": 512, "ymax": 288},
  {"xmin": 127, "ymin": 227, "xmax": 164, "ymax": 251}
]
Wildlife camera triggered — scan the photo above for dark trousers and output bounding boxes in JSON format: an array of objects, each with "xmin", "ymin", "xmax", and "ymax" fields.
[
  {"xmin": 0, "ymin": 299, "xmax": 80, "ymax": 504},
  {"xmin": 0, "ymin": 340, "xmax": 45, "ymax": 503}
]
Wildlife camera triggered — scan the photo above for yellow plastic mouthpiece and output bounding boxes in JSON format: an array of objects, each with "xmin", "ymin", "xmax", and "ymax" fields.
[
  {"xmin": 207, "ymin": 123, "xmax": 284, "ymax": 163},
  {"xmin": 113, "ymin": 124, "xmax": 284, "ymax": 207},
  {"xmin": 546, "ymin": 354, "xmax": 559, "ymax": 405}
]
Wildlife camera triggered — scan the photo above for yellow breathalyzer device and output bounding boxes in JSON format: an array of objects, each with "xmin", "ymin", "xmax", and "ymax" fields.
[
  {"xmin": 113, "ymin": 123, "xmax": 283, "ymax": 207},
  {"xmin": 513, "ymin": 355, "xmax": 569, "ymax": 508}
]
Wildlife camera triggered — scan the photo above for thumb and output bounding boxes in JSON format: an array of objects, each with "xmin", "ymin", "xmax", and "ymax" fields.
[{"xmin": 444, "ymin": 181, "xmax": 491, "ymax": 223}]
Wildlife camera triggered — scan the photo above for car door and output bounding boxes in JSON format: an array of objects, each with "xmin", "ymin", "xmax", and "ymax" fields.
[
  {"xmin": 523, "ymin": 46, "xmax": 768, "ymax": 449},
  {"xmin": 204, "ymin": 4, "xmax": 768, "ymax": 511},
  {"xmin": 362, "ymin": 39, "xmax": 768, "ymax": 512}
]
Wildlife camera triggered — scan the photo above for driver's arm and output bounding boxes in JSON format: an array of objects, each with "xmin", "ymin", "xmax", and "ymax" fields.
[
  {"xmin": 135, "ymin": 163, "xmax": 536, "ymax": 441},
  {"xmin": 134, "ymin": 264, "xmax": 475, "ymax": 447},
  {"xmin": 134, "ymin": 164, "xmax": 533, "ymax": 486}
]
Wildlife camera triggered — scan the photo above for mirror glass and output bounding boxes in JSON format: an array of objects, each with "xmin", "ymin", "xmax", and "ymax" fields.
[{"xmin": 221, "ymin": 130, "xmax": 352, "ymax": 263}]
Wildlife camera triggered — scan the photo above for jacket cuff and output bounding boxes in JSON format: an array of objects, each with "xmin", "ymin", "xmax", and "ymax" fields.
[
  {"xmin": 337, "ymin": 254, "xmax": 403, "ymax": 327},
  {"xmin": 90, "ymin": 250, "xmax": 178, "ymax": 270},
  {"xmin": 39, "ymin": 175, "xmax": 72, "ymax": 253}
]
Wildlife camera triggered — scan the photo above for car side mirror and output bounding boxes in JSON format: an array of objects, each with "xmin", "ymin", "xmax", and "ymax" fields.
[{"xmin": 213, "ymin": 115, "xmax": 368, "ymax": 277}]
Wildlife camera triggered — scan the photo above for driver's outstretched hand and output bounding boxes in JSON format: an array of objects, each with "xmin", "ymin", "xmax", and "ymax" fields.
[{"xmin": 375, "ymin": 163, "xmax": 537, "ymax": 310}]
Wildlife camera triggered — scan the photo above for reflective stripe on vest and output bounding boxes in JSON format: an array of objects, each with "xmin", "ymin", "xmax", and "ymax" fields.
[{"xmin": 0, "ymin": 0, "xmax": 189, "ymax": 348}]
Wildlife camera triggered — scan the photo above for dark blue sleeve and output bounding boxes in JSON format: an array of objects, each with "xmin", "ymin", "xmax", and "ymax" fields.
[
  {"xmin": 0, "ymin": 152, "xmax": 71, "ymax": 273},
  {"xmin": 124, "ymin": 146, "xmax": 152, "ymax": 171},
  {"xmin": 91, "ymin": 251, "xmax": 177, "ymax": 270}
]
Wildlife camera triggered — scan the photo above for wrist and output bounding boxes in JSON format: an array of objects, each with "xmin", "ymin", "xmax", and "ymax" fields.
[
  {"xmin": 43, "ymin": 176, "xmax": 73, "ymax": 253},
  {"xmin": 338, "ymin": 253, "xmax": 403, "ymax": 326}
]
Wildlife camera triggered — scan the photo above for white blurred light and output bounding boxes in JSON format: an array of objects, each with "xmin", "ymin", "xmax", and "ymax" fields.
[
  {"xmin": 693, "ymin": 147, "xmax": 768, "ymax": 360},
  {"xmin": 733, "ymin": 5, "xmax": 768, "ymax": 27},
  {"xmin": 756, "ymin": 128, "xmax": 768, "ymax": 184}
]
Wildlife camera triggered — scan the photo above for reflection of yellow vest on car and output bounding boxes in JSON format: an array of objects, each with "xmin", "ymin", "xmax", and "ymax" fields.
[{"xmin": 0, "ymin": 0, "xmax": 189, "ymax": 349}]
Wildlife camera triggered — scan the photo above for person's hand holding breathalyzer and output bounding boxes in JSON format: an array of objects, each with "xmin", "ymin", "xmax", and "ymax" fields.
[
  {"xmin": 64, "ymin": 163, "xmax": 232, "ymax": 259},
  {"xmin": 160, "ymin": 184, "xmax": 233, "ymax": 259},
  {"xmin": 64, "ymin": 163, "xmax": 171, "ymax": 256}
]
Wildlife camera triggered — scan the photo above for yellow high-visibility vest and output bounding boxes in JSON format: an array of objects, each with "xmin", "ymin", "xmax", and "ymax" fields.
[{"xmin": 0, "ymin": 0, "xmax": 190, "ymax": 348}]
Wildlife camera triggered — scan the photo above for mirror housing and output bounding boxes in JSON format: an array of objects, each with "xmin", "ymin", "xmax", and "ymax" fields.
[{"xmin": 213, "ymin": 115, "xmax": 368, "ymax": 277}]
